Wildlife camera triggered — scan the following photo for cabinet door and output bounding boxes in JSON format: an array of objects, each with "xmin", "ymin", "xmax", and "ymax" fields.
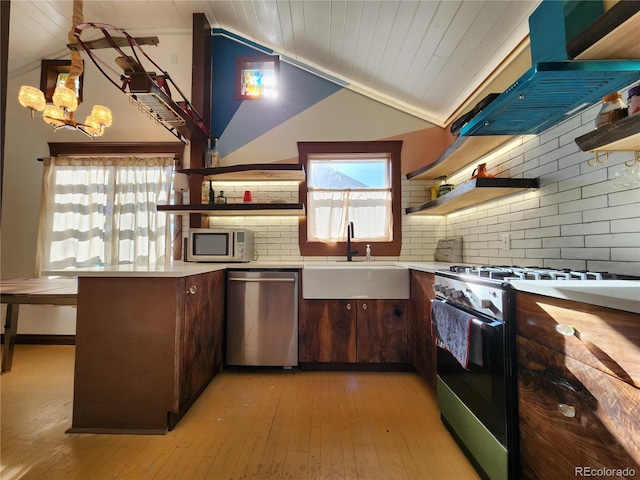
[
  {"xmin": 357, "ymin": 299, "xmax": 408, "ymax": 363},
  {"xmin": 179, "ymin": 270, "xmax": 225, "ymax": 410},
  {"xmin": 517, "ymin": 335, "xmax": 640, "ymax": 479},
  {"xmin": 299, "ymin": 299, "xmax": 356, "ymax": 362},
  {"xmin": 409, "ymin": 270, "xmax": 436, "ymax": 389}
]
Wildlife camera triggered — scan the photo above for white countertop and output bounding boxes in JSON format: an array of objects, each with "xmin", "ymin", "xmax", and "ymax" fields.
[
  {"xmin": 43, "ymin": 260, "xmax": 450, "ymax": 278},
  {"xmin": 43, "ymin": 261, "xmax": 640, "ymax": 313},
  {"xmin": 509, "ymin": 280, "xmax": 640, "ymax": 314}
]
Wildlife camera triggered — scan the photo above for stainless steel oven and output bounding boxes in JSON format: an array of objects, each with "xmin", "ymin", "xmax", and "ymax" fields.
[
  {"xmin": 431, "ymin": 264, "xmax": 635, "ymax": 480},
  {"xmin": 432, "ymin": 269, "xmax": 518, "ymax": 480}
]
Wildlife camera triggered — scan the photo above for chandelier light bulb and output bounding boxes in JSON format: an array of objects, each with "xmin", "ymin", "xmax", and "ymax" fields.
[
  {"xmin": 18, "ymin": 86, "xmax": 46, "ymax": 113},
  {"xmin": 52, "ymin": 86, "xmax": 79, "ymax": 112},
  {"xmin": 42, "ymin": 105, "xmax": 67, "ymax": 127},
  {"xmin": 83, "ymin": 116, "xmax": 104, "ymax": 136},
  {"xmin": 90, "ymin": 105, "xmax": 113, "ymax": 127}
]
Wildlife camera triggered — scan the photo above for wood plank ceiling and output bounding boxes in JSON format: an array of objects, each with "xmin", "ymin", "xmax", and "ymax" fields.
[{"xmin": 7, "ymin": 0, "xmax": 540, "ymax": 126}]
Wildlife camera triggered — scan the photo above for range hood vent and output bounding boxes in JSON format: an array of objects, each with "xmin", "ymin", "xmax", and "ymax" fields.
[
  {"xmin": 459, "ymin": 60, "xmax": 640, "ymax": 137},
  {"xmin": 460, "ymin": 1, "xmax": 640, "ymax": 137}
]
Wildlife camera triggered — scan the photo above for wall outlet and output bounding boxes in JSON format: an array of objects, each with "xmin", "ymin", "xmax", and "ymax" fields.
[{"xmin": 501, "ymin": 233, "xmax": 511, "ymax": 251}]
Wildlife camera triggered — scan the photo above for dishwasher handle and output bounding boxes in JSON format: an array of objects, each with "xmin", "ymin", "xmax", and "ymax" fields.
[{"xmin": 229, "ymin": 277, "xmax": 296, "ymax": 283}]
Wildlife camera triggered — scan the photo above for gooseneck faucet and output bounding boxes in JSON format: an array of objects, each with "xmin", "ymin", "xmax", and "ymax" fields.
[{"xmin": 346, "ymin": 222, "xmax": 358, "ymax": 261}]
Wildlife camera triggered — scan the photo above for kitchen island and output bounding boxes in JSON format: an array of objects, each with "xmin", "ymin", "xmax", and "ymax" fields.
[{"xmin": 52, "ymin": 263, "xmax": 227, "ymax": 434}]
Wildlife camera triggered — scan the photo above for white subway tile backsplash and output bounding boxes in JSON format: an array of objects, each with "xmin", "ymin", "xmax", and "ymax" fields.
[
  {"xmin": 525, "ymin": 226, "xmax": 560, "ymax": 239},
  {"xmin": 542, "ymin": 236, "xmax": 584, "ymax": 248},
  {"xmin": 559, "ymin": 195, "xmax": 608, "ymax": 215},
  {"xmin": 545, "ymin": 259, "xmax": 587, "ymax": 271},
  {"xmin": 611, "ymin": 218, "xmax": 640, "ymax": 233},
  {"xmin": 589, "ymin": 261, "xmax": 640, "ymax": 276},
  {"xmin": 584, "ymin": 205, "xmax": 639, "ymax": 223},
  {"xmin": 561, "ymin": 221, "xmax": 609, "ymax": 236},
  {"xmin": 586, "ymin": 233, "xmax": 640, "ymax": 248},
  {"xmin": 541, "ymin": 211, "xmax": 581, "ymax": 227},
  {"xmin": 561, "ymin": 248, "xmax": 609, "ymax": 260}
]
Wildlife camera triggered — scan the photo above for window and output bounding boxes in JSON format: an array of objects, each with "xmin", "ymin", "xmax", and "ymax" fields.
[
  {"xmin": 235, "ymin": 55, "xmax": 279, "ymax": 100},
  {"xmin": 298, "ymin": 141, "xmax": 402, "ymax": 257},
  {"xmin": 36, "ymin": 155, "xmax": 174, "ymax": 274}
]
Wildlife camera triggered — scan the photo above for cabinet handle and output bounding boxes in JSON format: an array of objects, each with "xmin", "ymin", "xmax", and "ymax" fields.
[
  {"xmin": 555, "ymin": 324, "xmax": 575, "ymax": 336},
  {"xmin": 362, "ymin": 303, "xmax": 367, "ymax": 310},
  {"xmin": 187, "ymin": 286, "xmax": 197, "ymax": 295},
  {"xmin": 346, "ymin": 303, "xmax": 351, "ymax": 310},
  {"xmin": 557, "ymin": 403, "xmax": 576, "ymax": 418}
]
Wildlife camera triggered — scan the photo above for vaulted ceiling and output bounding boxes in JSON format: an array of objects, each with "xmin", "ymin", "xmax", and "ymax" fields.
[{"xmin": 7, "ymin": 1, "xmax": 540, "ymax": 126}]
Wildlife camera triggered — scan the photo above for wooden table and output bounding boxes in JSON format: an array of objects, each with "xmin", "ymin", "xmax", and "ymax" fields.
[{"xmin": 1, "ymin": 278, "xmax": 77, "ymax": 373}]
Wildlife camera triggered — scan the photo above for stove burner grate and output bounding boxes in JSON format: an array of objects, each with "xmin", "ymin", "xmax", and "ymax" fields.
[{"xmin": 448, "ymin": 265, "xmax": 622, "ymax": 281}]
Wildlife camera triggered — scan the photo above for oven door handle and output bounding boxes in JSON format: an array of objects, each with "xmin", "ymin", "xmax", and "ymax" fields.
[
  {"xmin": 473, "ymin": 318, "xmax": 503, "ymax": 331},
  {"xmin": 435, "ymin": 299, "xmax": 504, "ymax": 333}
]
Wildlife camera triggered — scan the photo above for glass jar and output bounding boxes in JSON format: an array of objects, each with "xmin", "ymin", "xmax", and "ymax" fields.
[
  {"xmin": 595, "ymin": 92, "xmax": 627, "ymax": 129},
  {"xmin": 628, "ymin": 85, "xmax": 640, "ymax": 116}
]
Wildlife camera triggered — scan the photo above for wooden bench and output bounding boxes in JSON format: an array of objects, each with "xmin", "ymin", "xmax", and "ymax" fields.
[{"xmin": 1, "ymin": 278, "xmax": 77, "ymax": 373}]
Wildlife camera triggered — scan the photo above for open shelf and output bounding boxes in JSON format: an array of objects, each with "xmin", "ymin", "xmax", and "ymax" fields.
[
  {"xmin": 406, "ymin": 135, "xmax": 514, "ymax": 180},
  {"xmin": 181, "ymin": 163, "xmax": 305, "ymax": 181},
  {"xmin": 405, "ymin": 177, "xmax": 539, "ymax": 215},
  {"xmin": 575, "ymin": 115, "xmax": 640, "ymax": 153},
  {"xmin": 568, "ymin": 1, "xmax": 640, "ymax": 60},
  {"xmin": 158, "ymin": 203, "xmax": 305, "ymax": 217}
]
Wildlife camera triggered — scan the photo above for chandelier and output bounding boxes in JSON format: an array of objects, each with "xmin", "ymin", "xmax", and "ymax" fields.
[{"xmin": 17, "ymin": 0, "xmax": 112, "ymax": 137}]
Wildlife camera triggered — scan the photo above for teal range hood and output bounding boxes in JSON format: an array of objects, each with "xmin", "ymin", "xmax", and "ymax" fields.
[{"xmin": 459, "ymin": 0, "xmax": 640, "ymax": 137}]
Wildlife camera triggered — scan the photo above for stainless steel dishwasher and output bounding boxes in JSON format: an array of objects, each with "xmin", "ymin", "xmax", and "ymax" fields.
[{"xmin": 226, "ymin": 270, "xmax": 299, "ymax": 368}]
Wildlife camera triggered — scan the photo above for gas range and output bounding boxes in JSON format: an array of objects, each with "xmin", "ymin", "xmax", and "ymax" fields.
[{"xmin": 433, "ymin": 265, "xmax": 636, "ymax": 322}]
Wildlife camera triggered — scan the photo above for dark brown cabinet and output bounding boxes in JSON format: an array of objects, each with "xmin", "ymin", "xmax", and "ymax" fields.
[
  {"xmin": 299, "ymin": 298, "xmax": 407, "ymax": 364},
  {"xmin": 299, "ymin": 299, "xmax": 356, "ymax": 362},
  {"xmin": 71, "ymin": 270, "xmax": 225, "ymax": 434},
  {"xmin": 408, "ymin": 270, "xmax": 437, "ymax": 391},
  {"xmin": 516, "ymin": 292, "xmax": 640, "ymax": 479},
  {"xmin": 177, "ymin": 270, "xmax": 225, "ymax": 417}
]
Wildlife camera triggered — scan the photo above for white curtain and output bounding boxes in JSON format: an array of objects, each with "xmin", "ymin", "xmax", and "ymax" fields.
[
  {"xmin": 36, "ymin": 155, "xmax": 173, "ymax": 275},
  {"xmin": 307, "ymin": 188, "xmax": 392, "ymax": 242}
]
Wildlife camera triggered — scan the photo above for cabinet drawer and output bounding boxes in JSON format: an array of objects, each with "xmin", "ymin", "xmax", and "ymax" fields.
[
  {"xmin": 517, "ymin": 335, "xmax": 640, "ymax": 479},
  {"xmin": 516, "ymin": 292, "xmax": 640, "ymax": 387}
]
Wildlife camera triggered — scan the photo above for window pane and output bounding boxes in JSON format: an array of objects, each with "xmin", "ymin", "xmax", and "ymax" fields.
[{"xmin": 308, "ymin": 158, "xmax": 389, "ymax": 189}]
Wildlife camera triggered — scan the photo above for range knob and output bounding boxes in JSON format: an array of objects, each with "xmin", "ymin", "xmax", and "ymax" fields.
[
  {"xmin": 480, "ymin": 299, "xmax": 492, "ymax": 309},
  {"xmin": 445, "ymin": 287, "xmax": 454, "ymax": 296},
  {"xmin": 451, "ymin": 290, "xmax": 464, "ymax": 299}
]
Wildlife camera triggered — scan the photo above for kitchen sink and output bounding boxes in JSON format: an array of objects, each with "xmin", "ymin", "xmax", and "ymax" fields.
[{"xmin": 302, "ymin": 264, "xmax": 409, "ymax": 299}]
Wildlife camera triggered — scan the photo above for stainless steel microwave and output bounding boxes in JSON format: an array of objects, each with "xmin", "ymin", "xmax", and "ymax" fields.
[{"xmin": 186, "ymin": 229, "xmax": 255, "ymax": 262}]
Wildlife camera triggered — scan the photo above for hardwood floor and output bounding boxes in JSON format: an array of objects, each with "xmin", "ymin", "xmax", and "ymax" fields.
[{"xmin": 1, "ymin": 345, "xmax": 479, "ymax": 480}]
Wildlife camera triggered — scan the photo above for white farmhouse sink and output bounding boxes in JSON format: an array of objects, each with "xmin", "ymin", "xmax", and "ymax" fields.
[{"xmin": 302, "ymin": 264, "xmax": 409, "ymax": 299}]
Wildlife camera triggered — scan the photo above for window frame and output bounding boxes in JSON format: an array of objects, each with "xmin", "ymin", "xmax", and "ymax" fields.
[{"xmin": 298, "ymin": 141, "xmax": 402, "ymax": 257}]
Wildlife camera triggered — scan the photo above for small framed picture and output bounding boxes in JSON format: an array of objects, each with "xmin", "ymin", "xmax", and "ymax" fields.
[
  {"xmin": 235, "ymin": 54, "xmax": 279, "ymax": 100},
  {"xmin": 40, "ymin": 59, "xmax": 84, "ymax": 104}
]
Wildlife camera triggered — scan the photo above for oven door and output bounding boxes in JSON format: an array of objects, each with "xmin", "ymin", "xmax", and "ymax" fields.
[
  {"xmin": 435, "ymin": 298, "xmax": 506, "ymax": 443},
  {"xmin": 433, "ymin": 298, "xmax": 509, "ymax": 480}
]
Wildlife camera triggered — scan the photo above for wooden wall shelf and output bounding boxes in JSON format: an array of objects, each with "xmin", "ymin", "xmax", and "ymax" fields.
[
  {"xmin": 182, "ymin": 164, "xmax": 305, "ymax": 182},
  {"xmin": 575, "ymin": 115, "xmax": 640, "ymax": 153},
  {"xmin": 568, "ymin": 1, "xmax": 640, "ymax": 60},
  {"xmin": 406, "ymin": 135, "xmax": 514, "ymax": 180},
  {"xmin": 405, "ymin": 177, "xmax": 539, "ymax": 215},
  {"xmin": 158, "ymin": 203, "xmax": 305, "ymax": 217}
]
